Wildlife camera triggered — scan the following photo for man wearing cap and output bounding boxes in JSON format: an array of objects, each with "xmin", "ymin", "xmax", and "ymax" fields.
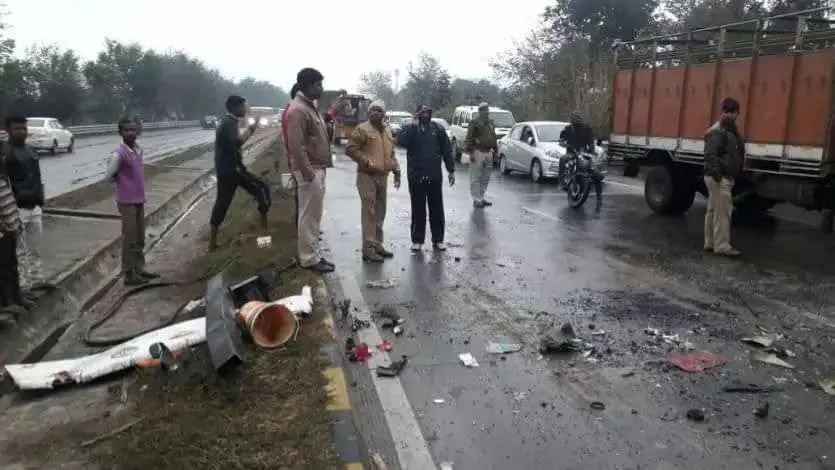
[
  {"xmin": 464, "ymin": 103, "xmax": 498, "ymax": 208},
  {"xmin": 345, "ymin": 100, "xmax": 401, "ymax": 263}
]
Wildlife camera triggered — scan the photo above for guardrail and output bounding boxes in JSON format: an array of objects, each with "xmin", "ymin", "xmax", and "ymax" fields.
[{"xmin": 69, "ymin": 120, "xmax": 200, "ymax": 136}]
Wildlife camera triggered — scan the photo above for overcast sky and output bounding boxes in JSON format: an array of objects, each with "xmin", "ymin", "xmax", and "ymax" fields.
[{"xmin": 6, "ymin": 0, "xmax": 553, "ymax": 92}]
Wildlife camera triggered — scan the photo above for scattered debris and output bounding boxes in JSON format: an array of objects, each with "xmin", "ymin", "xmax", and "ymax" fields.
[
  {"xmin": 621, "ymin": 370, "xmax": 636, "ymax": 378},
  {"xmin": 486, "ymin": 342, "xmax": 523, "ymax": 354},
  {"xmin": 378, "ymin": 340, "xmax": 393, "ymax": 352},
  {"xmin": 751, "ymin": 351, "xmax": 794, "ymax": 369},
  {"xmin": 371, "ymin": 453, "xmax": 389, "ymax": 470},
  {"xmin": 686, "ymin": 409, "xmax": 705, "ymax": 422},
  {"xmin": 349, "ymin": 343, "xmax": 372, "ymax": 362},
  {"xmin": 723, "ymin": 384, "xmax": 783, "ymax": 394},
  {"xmin": 590, "ymin": 401, "xmax": 606, "ymax": 411},
  {"xmin": 345, "ymin": 338, "xmax": 355, "ymax": 353},
  {"xmin": 742, "ymin": 335, "xmax": 779, "ymax": 348},
  {"xmin": 337, "ymin": 299, "xmax": 351, "ymax": 320},
  {"xmin": 367, "ymin": 279, "xmax": 396, "ymax": 289},
  {"xmin": 351, "ymin": 316, "xmax": 371, "ymax": 332},
  {"xmin": 80, "ymin": 418, "xmax": 144, "ymax": 448},
  {"xmin": 256, "ymin": 236, "xmax": 272, "ymax": 248},
  {"xmin": 393, "ymin": 325, "xmax": 404, "ymax": 337},
  {"xmin": 377, "ymin": 356, "xmax": 408, "ymax": 378},
  {"xmin": 459, "ymin": 353, "xmax": 479, "ymax": 368},
  {"xmin": 433, "ymin": 398, "xmax": 446, "ymax": 404},
  {"xmin": 645, "ymin": 328, "xmax": 660, "ymax": 336},
  {"xmin": 539, "ymin": 323, "xmax": 586, "ymax": 355},
  {"xmin": 666, "ymin": 352, "xmax": 726, "ymax": 373},
  {"xmin": 591, "ymin": 330, "xmax": 607, "ymax": 337},
  {"xmin": 183, "ymin": 298, "xmax": 206, "ymax": 314},
  {"xmin": 754, "ymin": 401, "xmax": 770, "ymax": 418},
  {"xmin": 561, "ymin": 323, "xmax": 576, "ymax": 337},
  {"xmin": 440, "ymin": 462, "xmax": 454, "ymax": 470},
  {"xmin": 820, "ymin": 379, "xmax": 835, "ymax": 396},
  {"xmin": 513, "ymin": 392, "xmax": 529, "ymax": 402}
]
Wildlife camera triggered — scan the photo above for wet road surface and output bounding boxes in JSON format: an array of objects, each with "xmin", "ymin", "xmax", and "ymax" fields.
[
  {"xmin": 39, "ymin": 128, "xmax": 214, "ymax": 198},
  {"xmin": 324, "ymin": 149, "xmax": 835, "ymax": 469}
]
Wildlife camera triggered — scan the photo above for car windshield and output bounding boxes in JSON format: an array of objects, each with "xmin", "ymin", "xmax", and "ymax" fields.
[
  {"xmin": 432, "ymin": 118, "xmax": 450, "ymax": 130},
  {"xmin": 27, "ymin": 119, "xmax": 46, "ymax": 128},
  {"xmin": 490, "ymin": 112, "xmax": 515, "ymax": 127},
  {"xmin": 535, "ymin": 123, "xmax": 568, "ymax": 142},
  {"xmin": 250, "ymin": 107, "xmax": 276, "ymax": 115}
]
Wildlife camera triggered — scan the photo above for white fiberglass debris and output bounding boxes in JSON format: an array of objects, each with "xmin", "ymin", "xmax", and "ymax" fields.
[
  {"xmin": 433, "ymin": 398, "xmax": 446, "ymax": 404},
  {"xmin": 256, "ymin": 236, "xmax": 272, "ymax": 248},
  {"xmin": 275, "ymin": 286, "xmax": 313, "ymax": 316},
  {"xmin": 367, "ymin": 279, "xmax": 396, "ymax": 289},
  {"xmin": 486, "ymin": 342, "xmax": 522, "ymax": 354},
  {"xmin": 459, "ymin": 353, "xmax": 479, "ymax": 368}
]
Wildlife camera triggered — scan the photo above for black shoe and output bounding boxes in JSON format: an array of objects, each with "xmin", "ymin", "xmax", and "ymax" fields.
[
  {"xmin": 139, "ymin": 270, "xmax": 160, "ymax": 280},
  {"xmin": 321, "ymin": 259, "xmax": 335, "ymax": 267},
  {"xmin": 363, "ymin": 254, "xmax": 385, "ymax": 264},
  {"xmin": 125, "ymin": 275, "xmax": 150, "ymax": 286},
  {"xmin": 376, "ymin": 247, "xmax": 394, "ymax": 259},
  {"xmin": 304, "ymin": 260, "xmax": 335, "ymax": 273},
  {"xmin": 482, "ymin": 200, "xmax": 493, "ymax": 207}
]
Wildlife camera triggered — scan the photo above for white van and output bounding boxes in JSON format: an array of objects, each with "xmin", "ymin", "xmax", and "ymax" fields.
[{"xmin": 450, "ymin": 105, "xmax": 516, "ymax": 164}]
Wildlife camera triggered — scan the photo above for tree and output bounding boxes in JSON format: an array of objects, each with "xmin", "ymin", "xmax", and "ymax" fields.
[
  {"xmin": 236, "ymin": 77, "xmax": 290, "ymax": 109},
  {"xmin": 24, "ymin": 45, "xmax": 86, "ymax": 122},
  {"xmin": 402, "ymin": 52, "xmax": 452, "ymax": 112},
  {"xmin": 357, "ymin": 70, "xmax": 395, "ymax": 107}
]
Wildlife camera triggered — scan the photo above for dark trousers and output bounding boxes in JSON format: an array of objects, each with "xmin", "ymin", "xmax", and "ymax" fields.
[
  {"xmin": 408, "ymin": 177, "xmax": 445, "ymax": 244},
  {"xmin": 118, "ymin": 203, "xmax": 146, "ymax": 275},
  {"xmin": 0, "ymin": 231, "xmax": 22, "ymax": 307},
  {"xmin": 210, "ymin": 171, "xmax": 271, "ymax": 228}
]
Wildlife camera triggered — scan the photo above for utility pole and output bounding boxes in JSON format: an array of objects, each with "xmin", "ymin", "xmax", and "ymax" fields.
[{"xmin": 393, "ymin": 68, "xmax": 400, "ymax": 93}]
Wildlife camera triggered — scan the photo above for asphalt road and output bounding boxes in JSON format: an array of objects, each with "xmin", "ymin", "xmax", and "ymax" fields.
[
  {"xmin": 326, "ymin": 149, "xmax": 835, "ymax": 469},
  {"xmin": 38, "ymin": 128, "xmax": 215, "ymax": 199}
]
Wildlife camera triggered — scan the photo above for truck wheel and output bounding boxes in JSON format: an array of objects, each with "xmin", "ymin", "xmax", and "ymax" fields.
[
  {"xmin": 735, "ymin": 195, "xmax": 777, "ymax": 214},
  {"xmin": 645, "ymin": 165, "xmax": 694, "ymax": 215},
  {"xmin": 820, "ymin": 209, "xmax": 834, "ymax": 234}
]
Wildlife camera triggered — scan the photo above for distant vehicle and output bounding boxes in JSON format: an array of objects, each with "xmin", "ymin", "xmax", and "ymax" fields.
[
  {"xmin": 498, "ymin": 121, "xmax": 606, "ymax": 183},
  {"xmin": 25, "ymin": 117, "xmax": 74, "ymax": 155},
  {"xmin": 450, "ymin": 105, "xmax": 516, "ymax": 165},
  {"xmin": 248, "ymin": 106, "xmax": 279, "ymax": 128},
  {"xmin": 201, "ymin": 115, "xmax": 219, "ymax": 129},
  {"xmin": 386, "ymin": 111, "xmax": 412, "ymax": 138},
  {"xmin": 432, "ymin": 117, "xmax": 452, "ymax": 144},
  {"xmin": 332, "ymin": 94, "xmax": 370, "ymax": 145}
]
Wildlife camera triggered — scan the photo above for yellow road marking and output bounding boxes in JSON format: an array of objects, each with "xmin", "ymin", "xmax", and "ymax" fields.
[
  {"xmin": 323, "ymin": 367, "xmax": 351, "ymax": 411},
  {"xmin": 346, "ymin": 463, "xmax": 364, "ymax": 470}
]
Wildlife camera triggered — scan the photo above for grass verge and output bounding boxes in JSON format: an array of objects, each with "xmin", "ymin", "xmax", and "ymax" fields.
[
  {"xmin": 46, "ymin": 143, "xmax": 213, "ymax": 209},
  {"xmin": 85, "ymin": 143, "xmax": 340, "ymax": 469}
]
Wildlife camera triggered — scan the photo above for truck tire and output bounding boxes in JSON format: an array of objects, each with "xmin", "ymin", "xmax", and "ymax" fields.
[{"xmin": 645, "ymin": 165, "xmax": 695, "ymax": 215}]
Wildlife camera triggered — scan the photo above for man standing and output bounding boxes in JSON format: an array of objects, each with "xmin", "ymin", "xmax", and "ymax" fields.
[
  {"xmin": 3, "ymin": 115, "xmax": 45, "ymax": 292},
  {"xmin": 286, "ymin": 67, "xmax": 335, "ymax": 273},
  {"xmin": 105, "ymin": 118, "xmax": 159, "ymax": 286},
  {"xmin": 345, "ymin": 100, "xmax": 401, "ymax": 263},
  {"xmin": 208, "ymin": 95, "xmax": 271, "ymax": 252},
  {"xmin": 704, "ymin": 97, "xmax": 744, "ymax": 258},
  {"xmin": 0, "ymin": 154, "xmax": 24, "ymax": 317},
  {"xmin": 397, "ymin": 105, "xmax": 455, "ymax": 252},
  {"xmin": 464, "ymin": 103, "xmax": 497, "ymax": 208},
  {"xmin": 282, "ymin": 84, "xmax": 299, "ymax": 160}
]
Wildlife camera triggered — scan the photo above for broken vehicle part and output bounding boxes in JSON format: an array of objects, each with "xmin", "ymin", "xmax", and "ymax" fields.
[
  {"xmin": 686, "ymin": 409, "xmax": 705, "ymax": 422},
  {"xmin": 377, "ymin": 355, "xmax": 408, "ymax": 377},
  {"xmin": 367, "ymin": 279, "xmax": 396, "ymax": 289},
  {"xmin": 486, "ymin": 342, "xmax": 523, "ymax": 354},
  {"xmin": 459, "ymin": 353, "xmax": 479, "ymax": 368},
  {"xmin": 666, "ymin": 352, "xmax": 726, "ymax": 373},
  {"xmin": 751, "ymin": 351, "xmax": 795, "ymax": 369},
  {"xmin": 206, "ymin": 271, "xmax": 245, "ymax": 371}
]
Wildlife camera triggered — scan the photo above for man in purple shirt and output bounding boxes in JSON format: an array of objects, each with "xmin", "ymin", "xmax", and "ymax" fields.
[{"xmin": 106, "ymin": 118, "xmax": 159, "ymax": 286}]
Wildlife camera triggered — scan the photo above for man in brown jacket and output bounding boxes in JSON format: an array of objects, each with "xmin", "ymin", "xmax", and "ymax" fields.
[
  {"xmin": 345, "ymin": 100, "xmax": 401, "ymax": 263},
  {"xmin": 286, "ymin": 67, "xmax": 335, "ymax": 273},
  {"xmin": 703, "ymin": 97, "xmax": 744, "ymax": 258},
  {"xmin": 464, "ymin": 102, "xmax": 498, "ymax": 208}
]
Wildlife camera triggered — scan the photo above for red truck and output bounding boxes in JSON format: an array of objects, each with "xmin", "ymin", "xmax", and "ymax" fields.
[{"xmin": 607, "ymin": 7, "xmax": 835, "ymax": 231}]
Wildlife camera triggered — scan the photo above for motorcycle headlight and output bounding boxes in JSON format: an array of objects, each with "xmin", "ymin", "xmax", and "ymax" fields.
[
  {"xmin": 247, "ymin": 117, "xmax": 255, "ymax": 125},
  {"xmin": 259, "ymin": 118, "xmax": 267, "ymax": 126}
]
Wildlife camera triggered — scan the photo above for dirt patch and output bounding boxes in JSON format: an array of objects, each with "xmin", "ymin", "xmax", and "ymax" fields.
[{"xmin": 46, "ymin": 144, "xmax": 213, "ymax": 209}]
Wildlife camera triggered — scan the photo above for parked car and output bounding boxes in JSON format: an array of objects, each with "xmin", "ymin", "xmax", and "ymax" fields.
[
  {"xmin": 386, "ymin": 111, "xmax": 412, "ymax": 138},
  {"xmin": 25, "ymin": 117, "xmax": 74, "ymax": 154},
  {"xmin": 249, "ymin": 106, "xmax": 279, "ymax": 128},
  {"xmin": 432, "ymin": 118, "xmax": 452, "ymax": 144},
  {"xmin": 450, "ymin": 105, "xmax": 516, "ymax": 165},
  {"xmin": 498, "ymin": 121, "xmax": 606, "ymax": 183},
  {"xmin": 201, "ymin": 115, "xmax": 219, "ymax": 129}
]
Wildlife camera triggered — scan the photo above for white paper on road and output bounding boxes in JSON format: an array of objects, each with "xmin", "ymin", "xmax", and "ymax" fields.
[{"xmin": 4, "ymin": 318, "xmax": 207, "ymax": 390}]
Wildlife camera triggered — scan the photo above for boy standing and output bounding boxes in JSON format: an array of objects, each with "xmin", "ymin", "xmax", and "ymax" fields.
[
  {"xmin": 0, "ymin": 154, "xmax": 24, "ymax": 317},
  {"xmin": 106, "ymin": 118, "xmax": 159, "ymax": 286}
]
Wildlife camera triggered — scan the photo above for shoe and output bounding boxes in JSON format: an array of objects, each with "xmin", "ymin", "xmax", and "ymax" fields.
[
  {"xmin": 138, "ymin": 270, "xmax": 160, "ymax": 280},
  {"xmin": 363, "ymin": 254, "xmax": 385, "ymax": 264},
  {"xmin": 703, "ymin": 246, "xmax": 714, "ymax": 253},
  {"xmin": 433, "ymin": 242, "xmax": 447, "ymax": 251},
  {"xmin": 411, "ymin": 243, "xmax": 423, "ymax": 253},
  {"xmin": 376, "ymin": 247, "xmax": 394, "ymax": 258},
  {"xmin": 714, "ymin": 248, "xmax": 741, "ymax": 258},
  {"xmin": 482, "ymin": 200, "xmax": 493, "ymax": 207},
  {"xmin": 473, "ymin": 200, "xmax": 485, "ymax": 208},
  {"xmin": 304, "ymin": 260, "xmax": 336, "ymax": 273},
  {"xmin": 125, "ymin": 274, "xmax": 150, "ymax": 286},
  {"xmin": 321, "ymin": 258, "xmax": 335, "ymax": 267}
]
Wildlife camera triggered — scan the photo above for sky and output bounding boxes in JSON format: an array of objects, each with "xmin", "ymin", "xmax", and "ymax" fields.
[{"xmin": 5, "ymin": 0, "xmax": 553, "ymax": 93}]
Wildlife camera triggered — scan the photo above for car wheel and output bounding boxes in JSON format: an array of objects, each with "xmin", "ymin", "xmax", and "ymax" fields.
[
  {"xmin": 67, "ymin": 138, "xmax": 74, "ymax": 153},
  {"xmin": 531, "ymin": 159, "xmax": 543, "ymax": 183},
  {"xmin": 499, "ymin": 155, "xmax": 511, "ymax": 175},
  {"xmin": 50, "ymin": 140, "xmax": 58, "ymax": 155}
]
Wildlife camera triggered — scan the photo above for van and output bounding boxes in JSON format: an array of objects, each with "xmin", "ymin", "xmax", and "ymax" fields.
[{"xmin": 450, "ymin": 106, "xmax": 516, "ymax": 164}]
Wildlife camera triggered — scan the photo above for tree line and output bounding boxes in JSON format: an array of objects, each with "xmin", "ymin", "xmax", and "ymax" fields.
[
  {"xmin": 0, "ymin": 13, "xmax": 288, "ymax": 125},
  {"xmin": 359, "ymin": 0, "xmax": 829, "ymax": 134}
]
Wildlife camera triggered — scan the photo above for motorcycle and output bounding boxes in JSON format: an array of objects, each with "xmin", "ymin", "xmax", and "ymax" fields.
[{"xmin": 560, "ymin": 149, "xmax": 605, "ymax": 209}]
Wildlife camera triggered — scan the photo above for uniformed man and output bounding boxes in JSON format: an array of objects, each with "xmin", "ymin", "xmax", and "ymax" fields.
[
  {"xmin": 345, "ymin": 100, "xmax": 401, "ymax": 263},
  {"xmin": 464, "ymin": 102, "xmax": 498, "ymax": 208}
]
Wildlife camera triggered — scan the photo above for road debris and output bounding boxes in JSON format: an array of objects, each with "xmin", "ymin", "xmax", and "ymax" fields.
[
  {"xmin": 645, "ymin": 327, "xmax": 660, "ymax": 336},
  {"xmin": 751, "ymin": 351, "xmax": 794, "ymax": 369},
  {"xmin": 440, "ymin": 462, "xmax": 454, "ymax": 470},
  {"xmin": 820, "ymin": 379, "xmax": 835, "ymax": 396},
  {"xmin": 486, "ymin": 342, "xmax": 523, "ymax": 354},
  {"xmin": 367, "ymin": 279, "xmax": 396, "ymax": 289},
  {"xmin": 349, "ymin": 343, "xmax": 371, "ymax": 362},
  {"xmin": 377, "ymin": 356, "xmax": 408, "ymax": 377},
  {"xmin": 351, "ymin": 316, "xmax": 371, "ymax": 332},
  {"xmin": 723, "ymin": 384, "xmax": 783, "ymax": 394},
  {"xmin": 539, "ymin": 323, "xmax": 587, "ymax": 354},
  {"xmin": 80, "ymin": 418, "xmax": 145, "ymax": 448},
  {"xmin": 393, "ymin": 325, "xmax": 405, "ymax": 336},
  {"xmin": 742, "ymin": 334, "xmax": 779, "ymax": 348},
  {"xmin": 686, "ymin": 409, "xmax": 705, "ymax": 422},
  {"xmin": 590, "ymin": 401, "xmax": 606, "ymax": 411},
  {"xmin": 754, "ymin": 401, "xmax": 770, "ymax": 418},
  {"xmin": 378, "ymin": 340, "xmax": 393, "ymax": 352},
  {"xmin": 459, "ymin": 353, "xmax": 480, "ymax": 368},
  {"xmin": 371, "ymin": 453, "xmax": 389, "ymax": 470},
  {"xmin": 337, "ymin": 299, "xmax": 351, "ymax": 320},
  {"xmin": 666, "ymin": 352, "xmax": 726, "ymax": 373},
  {"xmin": 433, "ymin": 398, "xmax": 446, "ymax": 404},
  {"xmin": 256, "ymin": 235, "xmax": 272, "ymax": 248}
]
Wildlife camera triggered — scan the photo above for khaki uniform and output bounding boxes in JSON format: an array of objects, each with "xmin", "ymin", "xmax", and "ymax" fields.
[
  {"xmin": 465, "ymin": 118, "xmax": 497, "ymax": 202},
  {"xmin": 703, "ymin": 121, "xmax": 744, "ymax": 254},
  {"xmin": 346, "ymin": 121, "xmax": 400, "ymax": 257}
]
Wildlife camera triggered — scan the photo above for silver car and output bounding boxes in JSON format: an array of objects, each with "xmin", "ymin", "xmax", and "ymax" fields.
[{"xmin": 498, "ymin": 121, "xmax": 606, "ymax": 183}]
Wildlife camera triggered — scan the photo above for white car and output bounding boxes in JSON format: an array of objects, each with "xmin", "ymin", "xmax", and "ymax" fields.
[
  {"xmin": 450, "ymin": 105, "xmax": 516, "ymax": 164},
  {"xmin": 386, "ymin": 111, "xmax": 412, "ymax": 138},
  {"xmin": 498, "ymin": 121, "xmax": 606, "ymax": 183},
  {"xmin": 26, "ymin": 117, "xmax": 74, "ymax": 154}
]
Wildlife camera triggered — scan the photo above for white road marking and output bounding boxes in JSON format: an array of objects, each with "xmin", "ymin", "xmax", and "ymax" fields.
[
  {"xmin": 522, "ymin": 206, "xmax": 562, "ymax": 221},
  {"xmin": 321, "ymin": 211, "xmax": 437, "ymax": 470}
]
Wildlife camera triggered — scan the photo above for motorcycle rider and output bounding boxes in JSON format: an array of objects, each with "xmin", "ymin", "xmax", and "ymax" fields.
[{"xmin": 558, "ymin": 112, "xmax": 601, "ymax": 198}]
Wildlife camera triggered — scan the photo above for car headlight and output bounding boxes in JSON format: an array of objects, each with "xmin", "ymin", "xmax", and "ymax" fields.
[
  {"xmin": 247, "ymin": 117, "xmax": 255, "ymax": 125},
  {"xmin": 259, "ymin": 118, "xmax": 267, "ymax": 126}
]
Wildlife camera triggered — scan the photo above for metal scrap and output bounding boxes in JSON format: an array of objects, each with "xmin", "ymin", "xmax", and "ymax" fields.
[
  {"xmin": 751, "ymin": 351, "xmax": 794, "ymax": 369},
  {"xmin": 377, "ymin": 356, "xmax": 408, "ymax": 378},
  {"xmin": 367, "ymin": 279, "xmax": 396, "ymax": 289},
  {"xmin": 486, "ymin": 342, "xmax": 523, "ymax": 354}
]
